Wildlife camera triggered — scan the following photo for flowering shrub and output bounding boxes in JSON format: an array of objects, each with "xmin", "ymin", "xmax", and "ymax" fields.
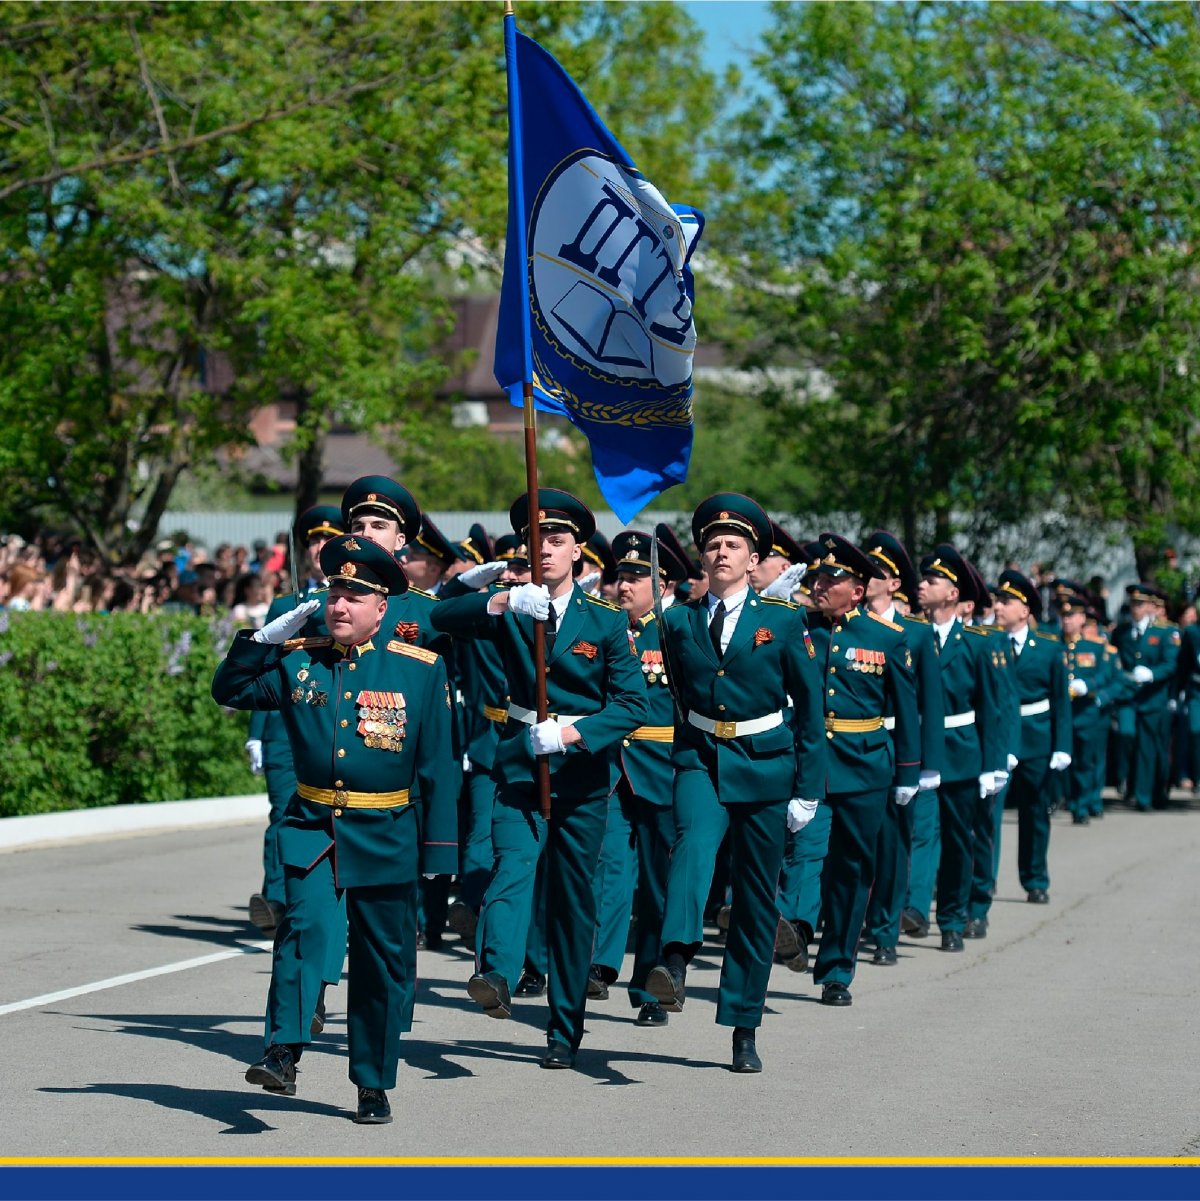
[{"xmin": 0, "ymin": 610, "xmax": 255, "ymax": 816}]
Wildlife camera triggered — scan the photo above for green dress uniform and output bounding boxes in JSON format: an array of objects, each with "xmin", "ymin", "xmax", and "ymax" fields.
[
  {"xmin": 1177, "ymin": 622, "xmax": 1200, "ymax": 791},
  {"xmin": 992, "ymin": 571, "xmax": 1071, "ymax": 899},
  {"xmin": 809, "ymin": 537, "xmax": 920, "ymax": 993},
  {"xmin": 862, "ymin": 531, "xmax": 946, "ymax": 955},
  {"xmin": 655, "ymin": 495, "xmax": 827, "ymax": 1033},
  {"xmin": 213, "ymin": 536, "xmax": 459, "ymax": 1094},
  {"xmin": 1113, "ymin": 584, "xmax": 1182, "ymax": 810},
  {"xmin": 430, "ymin": 489, "xmax": 648, "ymax": 1058},
  {"xmin": 1062, "ymin": 599, "xmax": 1128, "ymax": 821},
  {"xmin": 588, "ymin": 531, "xmax": 690, "ymax": 1012}
]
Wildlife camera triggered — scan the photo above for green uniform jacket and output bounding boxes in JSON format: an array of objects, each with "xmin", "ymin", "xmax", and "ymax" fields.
[
  {"xmin": 932, "ymin": 619, "xmax": 1004, "ymax": 782},
  {"xmin": 430, "ymin": 584, "xmax": 648, "ymax": 802},
  {"xmin": 664, "ymin": 593, "xmax": 826, "ymax": 802},
  {"xmin": 1009, "ymin": 631, "xmax": 1071, "ymax": 761},
  {"xmin": 1177, "ymin": 623, "xmax": 1200, "ymax": 706},
  {"xmin": 212, "ymin": 631, "xmax": 459, "ymax": 885},
  {"xmin": 619, "ymin": 610, "xmax": 676, "ymax": 806},
  {"xmin": 1113, "ymin": 618, "xmax": 1181, "ymax": 714},
  {"xmin": 896, "ymin": 613, "xmax": 946, "ymax": 777},
  {"xmin": 810, "ymin": 607, "xmax": 920, "ymax": 793},
  {"xmin": 1066, "ymin": 633, "xmax": 1128, "ymax": 733}
]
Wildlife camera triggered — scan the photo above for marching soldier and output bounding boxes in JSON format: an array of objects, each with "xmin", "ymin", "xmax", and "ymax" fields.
[
  {"xmin": 1061, "ymin": 592, "xmax": 1126, "ymax": 823},
  {"xmin": 860, "ymin": 531, "xmax": 945, "ymax": 964},
  {"xmin": 1177, "ymin": 611, "xmax": 1200, "ymax": 799},
  {"xmin": 431, "ymin": 489, "xmax": 647, "ymax": 1069},
  {"xmin": 913, "ymin": 546, "xmax": 1006, "ymax": 949},
  {"xmin": 646, "ymin": 494, "xmax": 826, "ymax": 1072},
  {"xmin": 990, "ymin": 570, "xmax": 1072, "ymax": 903},
  {"xmin": 1113, "ymin": 583, "xmax": 1181, "ymax": 811},
  {"xmin": 214, "ymin": 535, "xmax": 458, "ymax": 1124},
  {"xmin": 806, "ymin": 534, "xmax": 920, "ymax": 1005},
  {"xmin": 587, "ymin": 529, "xmax": 690, "ymax": 1024}
]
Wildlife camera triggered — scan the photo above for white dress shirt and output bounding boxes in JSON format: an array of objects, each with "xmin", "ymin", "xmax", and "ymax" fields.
[{"xmin": 705, "ymin": 586, "xmax": 749, "ymax": 655}]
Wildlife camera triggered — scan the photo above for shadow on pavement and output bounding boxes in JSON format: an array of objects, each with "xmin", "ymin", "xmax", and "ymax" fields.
[
  {"xmin": 129, "ymin": 911, "xmax": 264, "ymax": 950},
  {"xmin": 40, "ymin": 1083, "xmax": 349, "ymax": 1134}
]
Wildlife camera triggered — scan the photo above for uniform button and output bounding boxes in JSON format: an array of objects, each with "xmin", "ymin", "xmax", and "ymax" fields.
[
  {"xmin": 829, "ymin": 666, "xmax": 837, "ymax": 674},
  {"xmin": 337, "ymin": 748, "xmax": 346, "ymax": 758},
  {"xmin": 718, "ymin": 704, "xmax": 727, "ymax": 712},
  {"xmin": 827, "ymin": 710, "xmax": 836, "ymax": 718},
  {"xmin": 340, "ymin": 719, "xmax": 349, "ymax": 728},
  {"xmin": 344, "ymin": 691, "xmax": 352, "ymax": 699},
  {"xmin": 335, "ymin": 780, "xmax": 344, "ymax": 788},
  {"xmin": 333, "ymin": 808, "xmax": 343, "ymax": 817},
  {"xmin": 622, "ymin": 739, "xmax": 631, "ymax": 747},
  {"xmin": 348, "ymin": 663, "xmax": 357, "ymax": 672},
  {"xmin": 826, "ymin": 731, "xmax": 834, "ymax": 740},
  {"xmin": 828, "ymin": 689, "xmax": 835, "ymax": 696},
  {"xmin": 834, "ymin": 626, "xmax": 842, "ymax": 633},
  {"xmin": 831, "ymin": 645, "xmax": 840, "ymax": 652},
  {"xmin": 717, "ymin": 669, "xmax": 725, "ymax": 677}
]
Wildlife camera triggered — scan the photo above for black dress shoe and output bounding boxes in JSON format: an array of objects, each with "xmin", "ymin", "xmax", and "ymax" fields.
[
  {"xmin": 1071, "ymin": 813, "xmax": 1090, "ymax": 826},
  {"xmin": 646, "ymin": 964, "xmax": 685, "ymax": 1013},
  {"xmin": 820, "ymin": 982, "xmax": 853, "ymax": 1007},
  {"xmin": 514, "ymin": 970, "xmax": 546, "ymax": 997},
  {"xmin": 586, "ymin": 965, "xmax": 610, "ymax": 1001},
  {"xmin": 635, "ymin": 1002, "xmax": 668, "ymax": 1027},
  {"xmin": 423, "ymin": 930, "xmax": 444, "ymax": 951},
  {"xmin": 446, "ymin": 900, "xmax": 478, "ymax": 944},
  {"xmin": 900, "ymin": 907, "xmax": 930, "ymax": 938},
  {"xmin": 774, "ymin": 917, "xmax": 810, "ymax": 972},
  {"xmin": 540, "ymin": 1041, "xmax": 575, "ymax": 1070},
  {"xmin": 871, "ymin": 944, "xmax": 898, "ymax": 966},
  {"xmin": 963, "ymin": 917, "xmax": 988, "ymax": 940},
  {"xmin": 467, "ymin": 971, "xmax": 512, "ymax": 1018},
  {"xmin": 245, "ymin": 1044, "xmax": 297, "ymax": 1095},
  {"xmin": 1026, "ymin": 889, "xmax": 1050, "ymax": 904},
  {"xmin": 940, "ymin": 930, "xmax": 964, "ymax": 952},
  {"xmin": 310, "ymin": 982, "xmax": 328, "ymax": 1036},
  {"xmin": 731, "ymin": 1028, "xmax": 762, "ymax": 1074},
  {"xmin": 354, "ymin": 1087, "xmax": 392, "ymax": 1124},
  {"xmin": 248, "ymin": 894, "xmax": 283, "ymax": 933}
]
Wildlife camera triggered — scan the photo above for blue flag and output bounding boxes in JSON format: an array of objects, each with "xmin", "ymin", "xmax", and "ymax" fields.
[{"xmin": 495, "ymin": 19, "xmax": 705, "ymax": 524}]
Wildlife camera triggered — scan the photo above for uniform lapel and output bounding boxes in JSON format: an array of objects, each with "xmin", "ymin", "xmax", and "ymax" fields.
[
  {"xmin": 691, "ymin": 597, "xmax": 720, "ymax": 668},
  {"xmin": 939, "ymin": 619, "xmax": 961, "ymax": 663},
  {"xmin": 548, "ymin": 584, "xmax": 585, "ymax": 666}
]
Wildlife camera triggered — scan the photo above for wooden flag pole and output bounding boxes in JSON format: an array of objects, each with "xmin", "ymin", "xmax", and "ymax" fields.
[{"xmin": 524, "ymin": 384, "xmax": 553, "ymax": 820}]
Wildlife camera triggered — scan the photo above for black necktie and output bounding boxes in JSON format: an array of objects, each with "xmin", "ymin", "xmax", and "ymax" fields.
[
  {"xmin": 1010, "ymin": 635, "xmax": 1019, "ymax": 659},
  {"xmin": 709, "ymin": 599, "xmax": 726, "ymax": 659},
  {"xmin": 543, "ymin": 604, "xmax": 558, "ymax": 663}
]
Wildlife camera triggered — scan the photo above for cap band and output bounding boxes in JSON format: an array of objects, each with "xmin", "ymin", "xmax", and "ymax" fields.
[
  {"xmin": 305, "ymin": 521, "xmax": 342, "ymax": 540},
  {"xmin": 699, "ymin": 516, "xmax": 757, "ymax": 544},
  {"xmin": 349, "ymin": 498, "xmax": 405, "ymax": 526}
]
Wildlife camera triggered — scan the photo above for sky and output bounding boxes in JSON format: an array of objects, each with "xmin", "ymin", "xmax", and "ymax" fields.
[{"xmin": 680, "ymin": 0, "xmax": 772, "ymax": 79}]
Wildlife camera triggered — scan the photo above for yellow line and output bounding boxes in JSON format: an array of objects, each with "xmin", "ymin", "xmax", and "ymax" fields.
[{"xmin": 3, "ymin": 1156, "xmax": 1199, "ymax": 1167}]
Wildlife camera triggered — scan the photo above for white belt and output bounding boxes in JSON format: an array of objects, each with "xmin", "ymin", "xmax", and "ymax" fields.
[
  {"xmin": 883, "ymin": 716, "xmax": 896, "ymax": 731},
  {"xmin": 507, "ymin": 703, "xmax": 584, "ymax": 725},
  {"xmin": 687, "ymin": 710, "xmax": 784, "ymax": 740},
  {"xmin": 1019, "ymin": 699, "xmax": 1050, "ymax": 718},
  {"xmin": 944, "ymin": 710, "xmax": 976, "ymax": 729}
]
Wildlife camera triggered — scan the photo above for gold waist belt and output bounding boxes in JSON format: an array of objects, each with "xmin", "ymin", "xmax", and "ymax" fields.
[
  {"xmin": 628, "ymin": 725, "xmax": 674, "ymax": 743},
  {"xmin": 483, "ymin": 704, "xmax": 508, "ymax": 723},
  {"xmin": 824, "ymin": 715, "xmax": 885, "ymax": 734},
  {"xmin": 297, "ymin": 783, "xmax": 411, "ymax": 809}
]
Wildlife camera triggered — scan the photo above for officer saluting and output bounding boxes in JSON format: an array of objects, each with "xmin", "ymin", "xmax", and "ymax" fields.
[
  {"xmin": 213, "ymin": 535, "xmax": 459, "ymax": 1124},
  {"xmin": 647, "ymin": 494, "xmax": 826, "ymax": 1073}
]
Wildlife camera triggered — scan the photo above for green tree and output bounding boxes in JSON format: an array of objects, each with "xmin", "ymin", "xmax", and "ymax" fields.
[
  {"xmin": 0, "ymin": 1, "xmax": 719, "ymax": 561},
  {"xmin": 721, "ymin": 1, "xmax": 1200, "ymax": 571}
]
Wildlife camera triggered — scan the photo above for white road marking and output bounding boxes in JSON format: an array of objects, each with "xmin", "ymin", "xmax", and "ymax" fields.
[{"xmin": 0, "ymin": 940, "xmax": 272, "ymax": 1016}]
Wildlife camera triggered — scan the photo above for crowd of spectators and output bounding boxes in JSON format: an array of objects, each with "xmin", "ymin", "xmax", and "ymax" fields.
[{"xmin": 0, "ymin": 530, "xmax": 295, "ymax": 628}]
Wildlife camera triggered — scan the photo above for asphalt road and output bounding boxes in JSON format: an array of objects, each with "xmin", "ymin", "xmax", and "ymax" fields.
[{"xmin": 2, "ymin": 800, "xmax": 1198, "ymax": 1160}]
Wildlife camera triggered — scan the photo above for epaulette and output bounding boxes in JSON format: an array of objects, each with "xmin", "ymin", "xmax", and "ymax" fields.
[
  {"xmin": 901, "ymin": 612, "xmax": 929, "ymax": 624},
  {"xmin": 1084, "ymin": 633, "xmax": 1108, "ymax": 645},
  {"xmin": 867, "ymin": 610, "xmax": 903, "ymax": 632},
  {"xmin": 1153, "ymin": 618, "xmax": 1175, "ymax": 629},
  {"xmin": 584, "ymin": 592, "xmax": 620, "ymax": 612},
  {"xmin": 387, "ymin": 641, "xmax": 440, "ymax": 664},
  {"xmin": 758, "ymin": 596, "xmax": 796, "ymax": 608},
  {"xmin": 1037, "ymin": 631, "xmax": 1060, "ymax": 642},
  {"xmin": 964, "ymin": 625, "xmax": 989, "ymax": 636},
  {"xmin": 638, "ymin": 611, "xmax": 658, "ymax": 627},
  {"xmin": 283, "ymin": 636, "xmax": 334, "ymax": 652},
  {"xmin": 408, "ymin": 587, "xmax": 439, "ymax": 602}
]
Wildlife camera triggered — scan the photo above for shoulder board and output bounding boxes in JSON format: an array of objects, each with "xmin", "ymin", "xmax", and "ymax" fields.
[
  {"xmin": 901, "ymin": 612, "xmax": 928, "ymax": 624},
  {"xmin": 638, "ymin": 611, "xmax": 658, "ymax": 627},
  {"xmin": 387, "ymin": 642, "xmax": 440, "ymax": 664},
  {"xmin": 964, "ymin": 625, "xmax": 989, "ymax": 636},
  {"xmin": 584, "ymin": 593, "xmax": 620, "ymax": 611},
  {"xmin": 758, "ymin": 595, "xmax": 796, "ymax": 608},
  {"xmin": 867, "ymin": 611, "xmax": 903, "ymax": 632},
  {"xmin": 493, "ymin": 582, "xmax": 512, "ymax": 591},
  {"xmin": 1038, "ymin": 632, "xmax": 1060, "ymax": 642},
  {"xmin": 1084, "ymin": 633, "xmax": 1108, "ymax": 645},
  {"xmin": 282, "ymin": 636, "xmax": 334, "ymax": 652},
  {"xmin": 1153, "ymin": 618, "xmax": 1175, "ymax": 629},
  {"xmin": 408, "ymin": 587, "xmax": 439, "ymax": 602}
]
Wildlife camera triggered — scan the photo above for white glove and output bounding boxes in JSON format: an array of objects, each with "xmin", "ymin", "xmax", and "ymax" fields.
[
  {"xmin": 422, "ymin": 873, "xmax": 438, "ymax": 881},
  {"xmin": 786, "ymin": 797, "xmax": 819, "ymax": 832},
  {"xmin": 459, "ymin": 560, "xmax": 507, "ymax": 589},
  {"xmin": 245, "ymin": 739, "xmax": 263, "ymax": 775},
  {"xmin": 252, "ymin": 598, "xmax": 322, "ymax": 644},
  {"xmin": 761, "ymin": 562, "xmax": 808, "ymax": 600},
  {"xmin": 892, "ymin": 784, "xmax": 919, "ymax": 807},
  {"xmin": 577, "ymin": 570, "xmax": 602, "ymax": 594},
  {"xmin": 979, "ymin": 769, "xmax": 1010, "ymax": 797},
  {"xmin": 1049, "ymin": 751, "xmax": 1072, "ymax": 771},
  {"xmin": 1069, "ymin": 678, "xmax": 1088, "ymax": 698},
  {"xmin": 1132, "ymin": 665, "xmax": 1153, "ymax": 684},
  {"xmin": 530, "ymin": 718, "xmax": 566, "ymax": 756},
  {"xmin": 918, "ymin": 770, "xmax": 941, "ymax": 792},
  {"xmin": 508, "ymin": 582, "xmax": 550, "ymax": 620},
  {"xmin": 1007, "ymin": 753, "xmax": 1019, "ymax": 772},
  {"xmin": 1168, "ymin": 698, "xmax": 1178, "ymax": 714}
]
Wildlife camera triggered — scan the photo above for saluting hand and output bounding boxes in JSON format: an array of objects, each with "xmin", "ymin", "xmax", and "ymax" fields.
[
  {"xmin": 761, "ymin": 562, "xmax": 808, "ymax": 600},
  {"xmin": 253, "ymin": 598, "xmax": 322, "ymax": 645},
  {"xmin": 459, "ymin": 560, "xmax": 507, "ymax": 589}
]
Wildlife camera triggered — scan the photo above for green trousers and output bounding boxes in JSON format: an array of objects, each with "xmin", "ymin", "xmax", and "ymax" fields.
[
  {"xmin": 777, "ymin": 802, "xmax": 831, "ymax": 931},
  {"xmin": 267, "ymin": 853, "xmax": 417, "ymax": 1090},
  {"xmin": 865, "ymin": 794, "xmax": 911, "ymax": 947},
  {"xmin": 935, "ymin": 777, "xmax": 990, "ymax": 933}
]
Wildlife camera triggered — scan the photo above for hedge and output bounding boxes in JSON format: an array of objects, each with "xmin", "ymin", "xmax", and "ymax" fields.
[{"xmin": 0, "ymin": 608, "xmax": 256, "ymax": 817}]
